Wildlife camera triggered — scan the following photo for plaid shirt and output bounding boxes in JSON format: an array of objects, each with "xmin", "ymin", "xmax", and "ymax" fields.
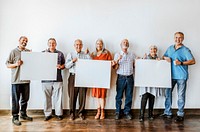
[{"xmin": 114, "ymin": 51, "xmax": 136, "ymax": 76}]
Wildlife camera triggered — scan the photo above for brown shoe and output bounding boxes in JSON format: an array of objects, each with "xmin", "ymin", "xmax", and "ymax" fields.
[
  {"xmin": 69, "ymin": 114, "xmax": 75, "ymax": 120},
  {"xmin": 95, "ymin": 108, "xmax": 101, "ymax": 119},
  {"xmin": 100, "ymin": 109, "xmax": 105, "ymax": 119}
]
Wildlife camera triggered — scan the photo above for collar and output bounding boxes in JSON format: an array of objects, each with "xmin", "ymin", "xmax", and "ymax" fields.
[
  {"xmin": 174, "ymin": 44, "xmax": 184, "ymax": 50},
  {"xmin": 75, "ymin": 50, "xmax": 82, "ymax": 54},
  {"xmin": 47, "ymin": 48, "xmax": 57, "ymax": 53},
  {"xmin": 148, "ymin": 54, "xmax": 157, "ymax": 59},
  {"xmin": 120, "ymin": 50, "xmax": 128, "ymax": 55},
  {"xmin": 17, "ymin": 46, "xmax": 26, "ymax": 52}
]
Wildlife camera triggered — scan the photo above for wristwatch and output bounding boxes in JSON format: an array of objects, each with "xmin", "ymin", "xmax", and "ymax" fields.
[{"xmin": 181, "ymin": 62, "xmax": 183, "ymax": 65}]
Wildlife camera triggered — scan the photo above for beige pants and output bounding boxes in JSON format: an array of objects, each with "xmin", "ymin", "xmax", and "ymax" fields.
[{"xmin": 42, "ymin": 82, "xmax": 63, "ymax": 116}]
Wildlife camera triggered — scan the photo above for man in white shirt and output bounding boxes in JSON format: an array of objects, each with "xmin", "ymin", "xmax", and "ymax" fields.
[{"xmin": 65, "ymin": 39, "xmax": 90, "ymax": 120}]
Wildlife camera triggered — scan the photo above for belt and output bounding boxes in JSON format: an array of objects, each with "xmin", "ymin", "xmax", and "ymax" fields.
[
  {"xmin": 70, "ymin": 73, "xmax": 75, "ymax": 76},
  {"xmin": 118, "ymin": 74, "xmax": 133, "ymax": 78}
]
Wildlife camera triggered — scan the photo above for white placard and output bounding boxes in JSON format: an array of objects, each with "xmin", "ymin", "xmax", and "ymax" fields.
[
  {"xmin": 20, "ymin": 52, "xmax": 58, "ymax": 80},
  {"xmin": 75, "ymin": 59, "xmax": 111, "ymax": 89},
  {"xmin": 135, "ymin": 59, "xmax": 171, "ymax": 88}
]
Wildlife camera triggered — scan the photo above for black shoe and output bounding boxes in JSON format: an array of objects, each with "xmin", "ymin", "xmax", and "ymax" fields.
[
  {"xmin": 139, "ymin": 117, "xmax": 144, "ymax": 122},
  {"xmin": 160, "ymin": 113, "xmax": 173, "ymax": 119},
  {"xmin": 174, "ymin": 116, "xmax": 184, "ymax": 122},
  {"xmin": 57, "ymin": 115, "xmax": 63, "ymax": 120},
  {"xmin": 115, "ymin": 113, "xmax": 120, "ymax": 120},
  {"xmin": 79, "ymin": 114, "xmax": 85, "ymax": 120},
  {"xmin": 20, "ymin": 115, "xmax": 33, "ymax": 121},
  {"xmin": 44, "ymin": 116, "xmax": 52, "ymax": 121},
  {"xmin": 148, "ymin": 116, "xmax": 154, "ymax": 120},
  {"xmin": 12, "ymin": 118, "xmax": 21, "ymax": 126},
  {"xmin": 69, "ymin": 114, "xmax": 75, "ymax": 120},
  {"xmin": 125, "ymin": 113, "xmax": 132, "ymax": 120}
]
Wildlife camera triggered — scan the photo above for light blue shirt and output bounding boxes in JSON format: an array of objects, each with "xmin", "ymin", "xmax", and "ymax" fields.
[
  {"xmin": 164, "ymin": 45, "xmax": 194, "ymax": 80},
  {"xmin": 65, "ymin": 51, "xmax": 91, "ymax": 74}
]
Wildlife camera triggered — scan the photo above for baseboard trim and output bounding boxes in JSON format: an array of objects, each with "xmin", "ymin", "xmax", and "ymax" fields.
[{"xmin": 0, "ymin": 109, "xmax": 200, "ymax": 117}]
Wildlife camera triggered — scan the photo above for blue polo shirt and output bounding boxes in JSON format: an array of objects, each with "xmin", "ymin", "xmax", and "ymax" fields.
[{"xmin": 164, "ymin": 45, "xmax": 194, "ymax": 80}]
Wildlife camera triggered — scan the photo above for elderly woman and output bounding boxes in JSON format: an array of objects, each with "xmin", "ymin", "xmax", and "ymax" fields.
[
  {"xmin": 139, "ymin": 45, "xmax": 164, "ymax": 122},
  {"xmin": 91, "ymin": 39, "xmax": 112, "ymax": 119}
]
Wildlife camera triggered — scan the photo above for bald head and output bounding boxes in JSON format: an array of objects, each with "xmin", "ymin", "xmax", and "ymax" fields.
[{"xmin": 18, "ymin": 36, "xmax": 28, "ymax": 50}]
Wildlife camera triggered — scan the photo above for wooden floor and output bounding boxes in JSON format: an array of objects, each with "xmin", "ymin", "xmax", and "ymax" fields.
[{"xmin": 0, "ymin": 112, "xmax": 200, "ymax": 132}]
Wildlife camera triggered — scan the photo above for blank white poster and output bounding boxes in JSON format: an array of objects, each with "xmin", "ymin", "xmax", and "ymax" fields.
[
  {"xmin": 75, "ymin": 59, "xmax": 111, "ymax": 89},
  {"xmin": 20, "ymin": 52, "xmax": 58, "ymax": 80},
  {"xmin": 135, "ymin": 59, "xmax": 171, "ymax": 88}
]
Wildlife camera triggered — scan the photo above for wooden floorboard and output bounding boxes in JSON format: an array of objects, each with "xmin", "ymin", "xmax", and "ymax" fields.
[{"xmin": 0, "ymin": 111, "xmax": 200, "ymax": 132}]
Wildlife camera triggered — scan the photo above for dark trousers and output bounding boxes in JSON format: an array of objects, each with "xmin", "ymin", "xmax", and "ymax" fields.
[
  {"xmin": 140, "ymin": 92, "xmax": 155, "ymax": 118},
  {"xmin": 115, "ymin": 74, "xmax": 134, "ymax": 114},
  {"xmin": 68, "ymin": 74, "xmax": 87, "ymax": 116},
  {"xmin": 12, "ymin": 83, "xmax": 30, "ymax": 118}
]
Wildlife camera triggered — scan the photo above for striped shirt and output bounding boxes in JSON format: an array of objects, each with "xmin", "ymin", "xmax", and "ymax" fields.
[
  {"xmin": 65, "ymin": 51, "xmax": 91, "ymax": 74},
  {"xmin": 114, "ymin": 51, "xmax": 136, "ymax": 76}
]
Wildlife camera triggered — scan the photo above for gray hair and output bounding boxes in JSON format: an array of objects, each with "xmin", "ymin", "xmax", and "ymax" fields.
[
  {"xmin": 149, "ymin": 45, "xmax": 157, "ymax": 50},
  {"xmin": 120, "ymin": 39, "xmax": 129, "ymax": 48},
  {"xmin": 74, "ymin": 39, "xmax": 83, "ymax": 45},
  {"xmin": 95, "ymin": 38, "xmax": 105, "ymax": 51},
  {"xmin": 48, "ymin": 38, "xmax": 57, "ymax": 44}
]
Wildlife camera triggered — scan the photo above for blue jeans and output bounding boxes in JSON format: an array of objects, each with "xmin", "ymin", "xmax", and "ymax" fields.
[
  {"xmin": 12, "ymin": 83, "xmax": 30, "ymax": 118},
  {"xmin": 115, "ymin": 74, "xmax": 134, "ymax": 114},
  {"xmin": 164, "ymin": 79, "xmax": 187, "ymax": 117}
]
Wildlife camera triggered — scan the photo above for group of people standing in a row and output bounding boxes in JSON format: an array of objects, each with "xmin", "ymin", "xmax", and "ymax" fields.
[{"xmin": 6, "ymin": 32, "xmax": 195, "ymax": 126}]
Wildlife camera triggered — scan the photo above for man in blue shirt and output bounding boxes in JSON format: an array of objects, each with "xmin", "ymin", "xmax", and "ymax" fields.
[{"xmin": 161, "ymin": 32, "xmax": 195, "ymax": 122}]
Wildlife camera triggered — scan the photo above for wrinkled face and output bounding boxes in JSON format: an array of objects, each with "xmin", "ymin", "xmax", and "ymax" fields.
[
  {"xmin": 150, "ymin": 47, "xmax": 157, "ymax": 56},
  {"xmin": 48, "ymin": 40, "xmax": 57, "ymax": 51},
  {"xmin": 174, "ymin": 33, "xmax": 184, "ymax": 45},
  {"xmin": 121, "ymin": 39, "xmax": 129, "ymax": 50},
  {"xmin": 74, "ymin": 40, "xmax": 83, "ymax": 53},
  {"xmin": 96, "ymin": 40, "xmax": 103, "ymax": 51},
  {"xmin": 19, "ymin": 37, "xmax": 28, "ymax": 49}
]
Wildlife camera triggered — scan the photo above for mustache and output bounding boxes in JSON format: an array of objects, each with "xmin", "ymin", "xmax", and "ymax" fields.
[{"xmin": 21, "ymin": 42, "xmax": 27, "ymax": 46}]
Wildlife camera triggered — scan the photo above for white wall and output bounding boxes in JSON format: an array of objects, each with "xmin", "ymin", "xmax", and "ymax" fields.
[{"xmin": 0, "ymin": 0, "xmax": 199, "ymax": 110}]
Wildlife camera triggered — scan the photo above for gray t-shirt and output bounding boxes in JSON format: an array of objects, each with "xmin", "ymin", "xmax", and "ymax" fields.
[{"xmin": 6, "ymin": 47, "xmax": 30, "ymax": 84}]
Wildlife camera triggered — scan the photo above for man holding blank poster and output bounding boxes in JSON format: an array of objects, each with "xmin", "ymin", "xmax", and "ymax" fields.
[
  {"xmin": 41, "ymin": 38, "xmax": 65, "ymax": 121},
  {"xmin": 113, "ymin": 39, "xmax": 135, "ymax": 120},
  {"xmin": 161, "ymin": 32, "xmax": 195, "ymax": 122},
  {"xmin": 65, "ymin": 39, "xmax": 91, "ymax": 120},
  {"xmin": 6, "ymin": 36, "xmax": 33, "ymax": 126}
]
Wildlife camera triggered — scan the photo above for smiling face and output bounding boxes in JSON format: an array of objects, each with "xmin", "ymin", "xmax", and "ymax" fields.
[
  {"xmin": 174, "ymin": 32, "xmax": 184, "ymax": 45},
  {"xmin": 48, "ymin": 39, "xmax": 57, "ymax": 52},
  {"xmin": 74, "ymin": 39, "xmax": 83, "ymax": 53},
  {"xmin": 150, "ymin": 46, "xmax": 157, "ymax": 57},
  {"xmin": 18, "ymin": 37, "xmax": 28, "ymax": 50},
  {"xmin": 96, "ymin": 40, "xmax": 103, "ymax": 51}
]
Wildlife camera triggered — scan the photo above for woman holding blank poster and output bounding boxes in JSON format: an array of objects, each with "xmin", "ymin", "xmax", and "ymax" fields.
[
  {"xmin": 91, "ymin": 39, "xmax": 112, "ymax": 119},
  {"xmin": 139, "ymin": 45, "xmax": 164, "ymax": 122}
]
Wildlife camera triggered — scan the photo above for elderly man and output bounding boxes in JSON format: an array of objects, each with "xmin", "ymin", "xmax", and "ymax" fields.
[
  {"xmin": 112, "ymin": 39, "xmax": 136, "ymax": 120},
  {"xmin": 42, "ymin": 38, "xmax": 65, "ymax": 121},
  {"xmin": 161, "ymin": 32, "xmax": 195, "ymax": 122},
  {"xmin": 65, "ymin": 39, "xmax": 90, "ymax": 120},
  {"xmin": 6, "ymin": 36, "xmax": 33, "ymax": 126}
]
